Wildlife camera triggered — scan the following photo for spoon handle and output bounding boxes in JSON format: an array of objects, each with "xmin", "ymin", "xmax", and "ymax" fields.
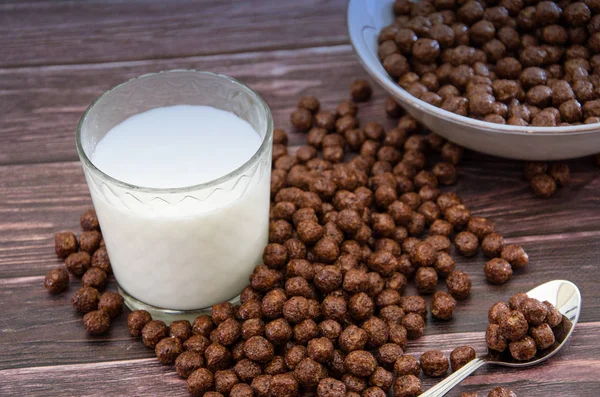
[{"xmin": 418, "ymin": 357, "xmax": 486, "ymax": 397}]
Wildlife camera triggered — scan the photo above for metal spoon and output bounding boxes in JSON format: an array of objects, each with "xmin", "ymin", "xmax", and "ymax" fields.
[{"xmin": 419, "ymin": 279, "xmax": 581, "ymax": 397}]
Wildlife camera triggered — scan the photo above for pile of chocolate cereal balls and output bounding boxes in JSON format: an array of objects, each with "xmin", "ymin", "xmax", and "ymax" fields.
[
  {"xmin": 379, "ymin": 0, "xmax": 600, "ymax": 126},
  {"xmin": 45, "ymin": 78, "xmax": 536, "ymax": 396}
]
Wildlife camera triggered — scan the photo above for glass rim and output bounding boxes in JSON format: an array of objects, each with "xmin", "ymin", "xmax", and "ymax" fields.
[{"xmin": 76, "ymin": 69, "xmax": 274, "ymax": 194}]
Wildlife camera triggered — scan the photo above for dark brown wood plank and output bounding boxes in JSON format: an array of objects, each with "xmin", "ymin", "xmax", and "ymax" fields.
[
  {"xmin": 0, "ymin": 0, "xmax": 348, "ymax": 68},
  {"xmin": 0, "ymin": 229, "xmax": 598, "ymax": 370},
  {"xmin": 0, "ymin": 322, "xmax": 597, "ymax": 396}
]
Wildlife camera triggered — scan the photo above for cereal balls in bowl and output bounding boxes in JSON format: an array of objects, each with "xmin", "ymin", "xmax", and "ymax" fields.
[{"xmin": 348, "ymin": 0, "xmax": 600, "ymax": 160}]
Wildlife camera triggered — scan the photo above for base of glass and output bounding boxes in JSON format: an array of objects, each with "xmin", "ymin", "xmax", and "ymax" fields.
[{"xmin": 118, "ymin": 285, "xmax": 240, "ymax": 325}]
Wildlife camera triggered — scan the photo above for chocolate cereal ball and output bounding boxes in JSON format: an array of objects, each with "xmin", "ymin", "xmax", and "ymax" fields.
[
  {"xmin": 415, "ymin": 267, "xmax": 438, "ymax": 294},
  {"xmin": 71, "ymin": 286, "xmax": 100, "ymax": 313},
  {"xmin": 482, "ymin": 233, "xmax": 505, "ymax": 258},
  {"xmin": 400, "ymin": 295, "xmax": 427, "ymax": 317},
  {"xmin": 543, "ymin": 301, "xmax": 563, "ymax": 328},
  {"xmin": 317, "ymin": 377, "xmax": 347, "ymax": 397},
  {"xmin": 329, "ymin": 349, "xmax": 346, "ymax": 378},
  {"xmin": 192, "ymin": 315, "xmax": 215, "ymax": 337},
  {"xmin": 362, "ymin": 317, "xmax": 389, "ymax": 348},
  {"xmin": 82, "ymin": 267, "xmax": 107, "ymax": 291},
  {"xmin": 488, "ymin": 387, "xmax": 517, "ymax": 397},
  {"xmin": 401, "ymin": 313, "xmax": 425, "ymax": 340},
  {"xmin": 283, "ymin": 296, "xmax": 310, "ymax": 324},
  {"xmin": 530, "ymin": 323, "xmax": 556, "ymax": 350},
  {"xmin": 91, "ymin": 246, "xmax": 111, "ymax": 274},
  {"xmin": 530, "ymin": 173, "xmax": 556, "ymax": 197},
  {"xmin": 509, "ymin": 292, "xmax": 529, "ymax": 311},
  {"xmin": 265, "ymin": 318, "xmax": 292, "ymax": 345},
  {"xmin": 454, "ymin": 231, "xmax": 479, "ymax": 257},
  {"xmin": 319, "ymin": 319, "xmax": 342, "ymax": 342},
  {"xmin": 393, "ymin": 375, "xmax": 422, "ymax": 397},
  {"xmin": 394, "ymin": 354, "xmax": 421, "ymax": 377},
  {"xmin": 80, "ymin": 209, "xmax": 100, "ymax": 231},
  {"xmin": 214, "ymin": 369, "xmax": 239, "ymax": 394},
  {"xmin": 98, "ymin": 291, "xmax": 123, "ymax": 318},
  {"xmin": 44, "ymin": 267, "xmax": 69, "ymax": 294},
  {"xmin": 351, "ymin": 79, "xmax": 373, "ymax": 102},
  {"xmin": 520, "ymin": 297, "xmax": 549, "ymax": 325},
  {"xmin": 509, "ymin": 336, "xmax": 537, "ymax": 360},
  {"xmin": 363, "ymin": 386, "xmax": 386, "ymax": 397},
  {"xmin": 215, "ymin": 318, "xmax": 242, "ymax": 346},
  {"xmin": 285, "ymin": 345, "xmax": 307, "ymax": 370},
  {"xmin": 434, "ymin": 251, "xmax": 456, "ymax": 277},
  {"xmin": 127, "ymin": 310, "xmax": 152, "ymax": 337},
  {"xmin": 83, "ymin": 310, "xmax": 110, "ymax": 335},
  {"xmin": 484, "ymin": 258, "xmax": 513, "ymax": 284},
  {"xmin": 446, "ymin": 270, "xmax": 472, "ymax": 300},
  {"xmin": 155, "ymin": 336, "xmax": 183, "ymax": 365},
  {"xmin": 431, "ymin": 291, "xmax": 457, "ymax": 320},
  {"xmin": 244, "ymin": 336, "xmax": 274, "ymax": 363},
  {"xmin": 298, "ymin": 95, "xmax": 320, "ymax": 113},
  {"xmin": 321, "ymin": 294, "xmax": 348, "ymax": 321},
  {"xmin": 294, "ymin": 357, "xmax": 326, "ymax": 388},
  {"xmin": 271, "ymin": 373, "xmax": 299, "ymax": 397},
  {"xmin": 142, "ymin": 320, "xmax": 168, "ymax": 348},
  {"xmin": 489, "ymin": 302, "xmax": 511, "ymax": 324},
  {"xmin": 79, "ymin": 230, "xmax": 102, "ymax": 253},
  {"xmin": 65, "ymin": 252, "xmax": 91, "ymax": 277},
  {"xmin": 339, "ymin": 325, "xmax": 368, "ymax": 353},
  {"xmin": 420, "ymin": 350, "xmax": 449, "ymax": 377},
  {"xmin": 241, "ymin": 318, "xmax": 264, "ymax": 340},
  {"xmin": 55, "ymin": 231, "xmax": 78, "ymax": 258},
  {"xmin": 307, "ymin": 337, "xmax": 334, "ymax": 363},
  {"xmin": 205, "ymin": 343, "xmax": 233, "ymax": 372},
  {"xmin": 251, "ymin": 374, "xmax": 272, "ymax": 397},
  {"xmin": 187, "ymin": 368, "xmax": 214, "ymax": 397},
  {"xmin": 450, "ymin": 346, "xmax": 476, "ymax": 371},
  {"xmin": 291, "ymin": 108, "xmax": 313, "ymax": 132},
  {"xmin": 501, "ymin": 244, "xmax": 529, "ymax": 268},
  {"xmin": 345, "ymin": 350, "xmax": 377, "ymax": 377},
  {"xmin": 175, "ymin": 351, "xmax": 204, "ymax": 379},
  {"xmin": 500, "ymin": 310, "xmax": 529, "ymax": 341},
  {"xmin": 376, "ymin": 343, "xmax": 404, "ymax": 369},
  {"xmin": 411, "ymin": 242, "xmax": 436, "ymax": 267},
  {"xmin": 370, "ymin": 366, "xmax": 393, "ymax": 391},
  {"xmin": 486, "ymin": 324, "xmax": 508, "ymax": 352},
  {"xmin": 234, "ymin": 358, "xmax": 263, "ymax": 383}
]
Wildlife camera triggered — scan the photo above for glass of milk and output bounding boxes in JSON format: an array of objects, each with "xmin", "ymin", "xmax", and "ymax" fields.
[{"xmin": 76, "ymin": 70, "xmax": 273, "ymax": 321}]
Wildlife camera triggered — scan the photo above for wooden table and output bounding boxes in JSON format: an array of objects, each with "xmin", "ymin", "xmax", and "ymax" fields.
[{"xmin": 1, "ymin": 1, "xmax": 598, "ymax": 396}]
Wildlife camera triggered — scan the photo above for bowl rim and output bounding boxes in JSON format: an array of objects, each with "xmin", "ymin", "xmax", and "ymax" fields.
[{"xmin": 347, "ymin": 0, "xmax": 600, "ymax": 137}]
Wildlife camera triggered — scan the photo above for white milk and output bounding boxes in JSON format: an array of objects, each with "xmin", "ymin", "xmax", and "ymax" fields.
[{"xmin": 89, "ymin": 105, "xmax": 270, "ymax": 310}]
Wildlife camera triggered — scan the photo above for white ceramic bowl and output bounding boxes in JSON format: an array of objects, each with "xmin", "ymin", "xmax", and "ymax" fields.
[{"xmin": 347, "ymin": 0, "xmax": 600, "ymax": 160}]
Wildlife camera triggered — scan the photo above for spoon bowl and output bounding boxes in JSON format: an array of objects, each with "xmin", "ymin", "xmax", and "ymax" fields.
[{"xmin": 419, "ymin": 280, "xmax": 581, "ymax": 396}]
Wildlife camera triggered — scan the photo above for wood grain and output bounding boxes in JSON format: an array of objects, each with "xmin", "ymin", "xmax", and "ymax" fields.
[
  {"xmin": 0, "ymin": 322, "xmax": 597, "ymax": 396},
  {"xmin": 0, "ymin": 0, "xmax": 348, "ymax": 68}
]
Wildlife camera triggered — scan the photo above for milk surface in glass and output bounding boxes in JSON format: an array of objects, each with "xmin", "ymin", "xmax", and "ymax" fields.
[{"xmin": 89, "ymin": 105, "xmax": 270, "ymax": 310}]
